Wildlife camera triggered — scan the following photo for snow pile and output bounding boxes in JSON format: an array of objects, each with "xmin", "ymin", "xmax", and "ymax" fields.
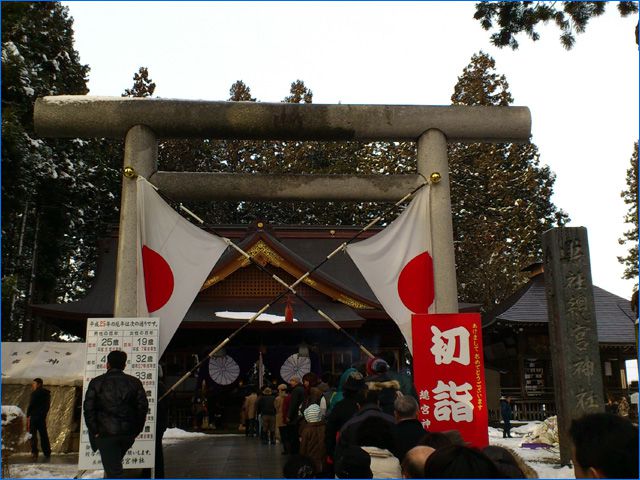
[
  {"xmin": 163, "ymin": 427, "xmax": 209, "ymax": 439},
  {"xmin": 522, "ymin": 416, "xmax": 559, "ymax": 446},
  {"xmin": 2, "ymin": 405, "xmax": 30, "ymax": 452},
  {"xmin": 2, "ymin": 405, "xmax": 25, "ymax": 426}
]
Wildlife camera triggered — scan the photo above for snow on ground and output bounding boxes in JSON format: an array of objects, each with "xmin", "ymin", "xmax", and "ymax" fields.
[
  {"xmin": 6, "ymin": 455, "xmax": 102, "ymax": 479},
  {"xmin": 162, "ymin": 427, "xmax": 244, "ymax": 444},
  {"xmin": 164, "ymin": 427, "xmax": 209, "ymax": 439},
  {"xmin": 489, "ymin": 423, "xmax": 575, "ymax": 479},
  {"xmin": 7, "ymin": 424, "xmax": 575, "ymax": 478}
]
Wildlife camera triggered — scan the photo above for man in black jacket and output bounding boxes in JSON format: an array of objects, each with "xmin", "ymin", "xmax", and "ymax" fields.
[
  {"xmin": 324, "ymin": 371, "xmax": 366, "ymax": 461},
  {"xmin": 83, "ymin": 350, "xmax": 149, "ymax": 478},
  {"xmin": 286, "ymin": 376, "xmax": 305, "ymax": 454},
  {"xmin": 334, "ymin": 388, "xmax": 396, "ymax": 464},
  {"xmin": 500, "ymin": 395, "xmax": 513, "ymax": 438},
  {"xmin": 391, "ymin": 395, "xmax": 427, "ymax": 461},
  {"xmin": 27, "ymin": 378, "xmax": 51, "ymax": 460}
]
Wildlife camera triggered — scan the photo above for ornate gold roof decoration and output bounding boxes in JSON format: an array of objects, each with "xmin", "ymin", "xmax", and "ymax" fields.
[{"xmin": 199, "ymin": 239, "xmax": 374, "ymax": 310}]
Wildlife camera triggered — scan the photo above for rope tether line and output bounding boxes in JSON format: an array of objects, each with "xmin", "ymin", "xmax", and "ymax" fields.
[{"xmin": 148, "ymin": 177, "xmax": 429, "ymax": 401}]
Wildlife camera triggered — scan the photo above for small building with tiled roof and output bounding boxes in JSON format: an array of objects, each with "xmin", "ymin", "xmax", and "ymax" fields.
[{"xmin": 483, "ymin": 263, "xmax": 637, "ymax": 420}]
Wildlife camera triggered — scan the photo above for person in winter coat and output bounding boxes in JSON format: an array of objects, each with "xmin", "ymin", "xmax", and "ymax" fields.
[
  {"xmin": 27, "ymin": 378, "xmax": 51, "ymax": 460},
  {"xmin": 243, "ymin": 387, "xmax": 259, "ymax": 437},
  {"xmin": 365, "ymin": 358, "xmax": 401, "ymax": 416},
  {"xmin": 287, "ymin": 376, "xmax": 305, "ymax": 454},
  {"xmin": 301, "ymin": 372, "xmax": 327, "ymax": 415},
  {"xmin": 500, "ymin": 395, "xmax": 513, "ymax": 438},
  {"xmin": 281, "ymin": 386, "xmax": 294, "ymax": 454},
  {"xmin": 329, "ymin": 368, "xmax": 358, "ymax": 411},
  {"xmin": 83, "ymin": 351, "xmax": 148, "ymax": 478},
  {"xmin": 274, "ymin": 383, "xmax": 288, "ymax": 442},
  {"xmin": 356, "ymin": 416, "xmax": 402, "ymax": 478},
  {"xmin": 299, "ymin": 404, "xmax": 327, "ymax": 475},
  {"xmin": 288, "ymin": 377, "xmax": 305, "ymax": 423},
  {"xmin": 325, "ymin": 370, "xmax": 367, "ymax": 461},
  {"xmin": 391, "ymin": 395, "xmax": 427, "ymax": 462},
  {"xmin": 335, "ymin": 389, "xmax": 396, "ymax": 465},
  {"xmin": 257, "ymin": 387, "xmax": 277, "ymax": 444}
]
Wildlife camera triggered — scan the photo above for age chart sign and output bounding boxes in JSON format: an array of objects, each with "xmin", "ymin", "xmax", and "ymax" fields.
[
  {"xmin": 78, "ymin": 318, "xmax": 159, "ymax": 470},
  {"xmin": 412, "ymin": 313, "xmax": 488, "ymax": 448}
]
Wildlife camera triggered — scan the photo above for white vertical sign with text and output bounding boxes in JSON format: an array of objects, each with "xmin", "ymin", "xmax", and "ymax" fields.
[{"xmin": 78, "ymin": 318, "xmax": 159, "ymax": 471}]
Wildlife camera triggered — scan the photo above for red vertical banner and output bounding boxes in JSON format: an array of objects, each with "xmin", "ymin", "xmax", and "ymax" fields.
[{"xmin": 411, "ymin": 313, "xmax": 489, "ymax": 448}]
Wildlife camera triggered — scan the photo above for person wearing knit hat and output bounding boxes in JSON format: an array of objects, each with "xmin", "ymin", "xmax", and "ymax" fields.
[
  {"xmin": 303, "ymin": 404, "xmax": 321, "ymax": 424},
  {"xmin": 343, "ymin": 371, "xmax": 366, "ymax": 393}
]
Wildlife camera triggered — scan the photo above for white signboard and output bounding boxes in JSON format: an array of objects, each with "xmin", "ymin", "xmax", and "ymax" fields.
[{"xmin": 79, "ymin": 318, "xmax": 159, "ymax": 471}]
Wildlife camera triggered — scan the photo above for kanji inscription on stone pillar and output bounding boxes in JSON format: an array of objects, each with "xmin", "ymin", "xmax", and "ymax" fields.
[{"xmin": 542, "ymin": 227, "xmax": 604, "ymax": 466}]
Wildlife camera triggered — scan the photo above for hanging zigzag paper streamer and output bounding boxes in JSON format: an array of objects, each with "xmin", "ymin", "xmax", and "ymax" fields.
[
  {"xmin": 280, "ymin": 354, "xmax": 311, "ymax": 383},
  {"xmin": 208, "ymin": 355, "xmax": 240, "ymax": 385}
]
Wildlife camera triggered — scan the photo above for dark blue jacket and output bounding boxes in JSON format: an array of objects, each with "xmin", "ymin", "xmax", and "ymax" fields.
[{"xmin": 500, "ymin": 398, "xmax": 512, "ymax": 420}]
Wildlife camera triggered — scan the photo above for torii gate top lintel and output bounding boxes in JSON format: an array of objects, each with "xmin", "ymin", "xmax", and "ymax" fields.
[
  {"xmin": 32, "ymin": 94, "xmax": 533, "ymax": 319},
  {"xmin": 34, "ymin": 95, "xmax": 531, "ymax": 143}
]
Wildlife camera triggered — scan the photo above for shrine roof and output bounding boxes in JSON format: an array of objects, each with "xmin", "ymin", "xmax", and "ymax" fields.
[
  {"xmin": 484, "ymin": 273, "xmax": 636, "ymax": 344},
  {"xmin": 30, "ymin": 222, "xmax": 480, "ymax": 334}
]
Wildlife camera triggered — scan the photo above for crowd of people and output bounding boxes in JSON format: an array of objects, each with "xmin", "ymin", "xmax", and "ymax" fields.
[{"xmin": 238, "ymin": 358, "xmax": 639, "ymax": 479}]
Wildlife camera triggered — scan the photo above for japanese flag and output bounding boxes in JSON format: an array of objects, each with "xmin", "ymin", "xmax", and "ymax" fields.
[
  {"xmin": 345, "ymin": 185, "xmax": 434, "ymax": 352},
  {"xmin": 136, "ymin": 177, "xmax": 228, "ymax": 355}
]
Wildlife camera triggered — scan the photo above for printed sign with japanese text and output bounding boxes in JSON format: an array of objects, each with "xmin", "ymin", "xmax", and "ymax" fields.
[
  {"xmin": 412, "ymin": 313, "xmax": 488, "ymax": 448},
  {"xmin": 78, "ymin": 318, "xmax": 159, "ymax": 470}
]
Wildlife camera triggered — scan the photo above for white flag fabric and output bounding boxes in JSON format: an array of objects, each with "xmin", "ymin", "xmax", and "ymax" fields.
[
  {"xmin": 345, "ymin": 185, "xmax": 433, "ymax": 352},
  {"xmin": 136, "ymin": 177, "xmax": 228, "ymax": 355}
]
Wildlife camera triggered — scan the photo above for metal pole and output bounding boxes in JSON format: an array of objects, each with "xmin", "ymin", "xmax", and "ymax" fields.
[
  {"xmin": 417, "ymin": 129, "xmax": 458, "ymax": 313},
  {"xmin": 114, "ymin": 125, "xmax": 157, "ymax": 317}
]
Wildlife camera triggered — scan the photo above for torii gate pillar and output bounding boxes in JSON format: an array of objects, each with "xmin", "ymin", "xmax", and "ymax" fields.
[
  {"xmin": 418, "ymin": 129, "xmax": 458, "ymax": 313},
  {"xmin": 113, "ymin": 125, "xmax": 157, "ymax": 317}
]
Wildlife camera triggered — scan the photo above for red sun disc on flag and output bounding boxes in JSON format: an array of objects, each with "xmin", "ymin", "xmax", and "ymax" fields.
[
  {"xmin": 397, "ymin": 251, "xmax": 434, "ymax": 313},
  {"xmin": 142, "ymin": 245, "xmax": 174, "ymax": 313}
]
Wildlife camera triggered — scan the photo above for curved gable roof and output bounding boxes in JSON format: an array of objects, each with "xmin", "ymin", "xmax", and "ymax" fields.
[{"xmin": 485, "ymin": 273, "xmax": 636, "ymax": 344}]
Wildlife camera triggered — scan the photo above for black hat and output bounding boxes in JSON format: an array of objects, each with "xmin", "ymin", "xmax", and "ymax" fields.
[
  {"xmin": 335, "ymin": 446, "xmax": 373, "ymax": 479},
  {"xmin": 343, "ymin": 371, "xmax": 366, "ymax": 393}
]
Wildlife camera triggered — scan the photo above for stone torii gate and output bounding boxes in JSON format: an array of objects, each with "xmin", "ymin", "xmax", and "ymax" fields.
[{"xmin": 34, "ymin": 97, "xmax": 531, "ymax": 324}]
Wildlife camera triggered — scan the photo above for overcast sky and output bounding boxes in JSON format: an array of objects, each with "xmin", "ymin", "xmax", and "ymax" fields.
[{"xmin": 62, "ymin": 1, "xmax": 639, "ymax": 300}]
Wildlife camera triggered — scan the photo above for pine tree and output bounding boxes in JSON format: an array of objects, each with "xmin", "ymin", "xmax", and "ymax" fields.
[
  {"xmin": 448, "ymin": 52, "xmax": 568, "ymax": 308},
  {"xmin": 618, "ymin": 142, "xmax": 638, "ymax": 290},
  {"xmin": 122, "ymin": 67, "xmax": 156, "ymax": 98},
  {"xmin": 474, "ymin": 1, "xmax": 638, "ymax": 50},
  {"xmin": 1, "ymin": 2, "xmax": 102, "ymax": 341}
]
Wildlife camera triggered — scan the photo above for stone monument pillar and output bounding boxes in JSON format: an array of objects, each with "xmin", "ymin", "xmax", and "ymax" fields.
[{"xmin": 542, "ymin": 227, "xmax": 605, "ymax": 465}]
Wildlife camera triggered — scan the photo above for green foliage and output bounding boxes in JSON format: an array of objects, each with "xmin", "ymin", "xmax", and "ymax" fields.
[
  {"xmin": 122, "ymin": 67, "xmax": 156, "ymax": 98},
  {"xmin": 449, "ymin": 52, "xmax": 568, "ymax": 307},
  {"xmin": 474, "ymin": 1, "xmax": 638, "ymax": 50},
  {"xmin": 1, "ymin": 2, "xmax": 119, "ymax": 340},
  {"xmin": 618, "ymin": 142, "xmax": 638, "ymax": 287},
  {"xmin": 2, "ymin": 2, "xmax": 96, "ymax": 339},
  {"xmin": 1, "ymin": 8, "xmax": 570, "ymax": 337}
]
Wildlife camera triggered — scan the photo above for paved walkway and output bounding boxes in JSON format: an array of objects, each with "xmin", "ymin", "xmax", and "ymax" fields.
[
  {"xmin": 10, "ymin": 434, "xmax": 287, "ymax": 478},
  {"xmin": 164, "ymin": 434, "xmax": 287, "ymax": 478}
]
